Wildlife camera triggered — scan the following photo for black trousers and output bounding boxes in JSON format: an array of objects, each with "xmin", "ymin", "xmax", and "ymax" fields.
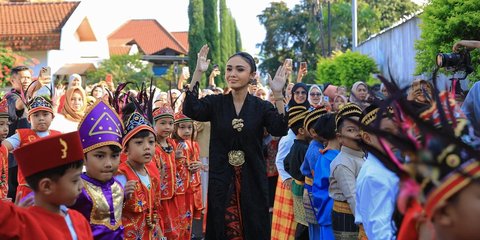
[{"xmin": 7, "ymin": 166, "xmax": 18, "ymax": 201}]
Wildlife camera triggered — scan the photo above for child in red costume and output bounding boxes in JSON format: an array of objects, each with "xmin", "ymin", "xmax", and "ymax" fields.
[
  {"xmin": 3, "ymin": 95, "xmax": 60, "ymax": 199},
  {"xmin": 0, "ymin": 131, "xmax": 93, "ymax": 239},
  {"xmin": 0, "ymin": 98, "xmax": 9, "ymax": 199}
]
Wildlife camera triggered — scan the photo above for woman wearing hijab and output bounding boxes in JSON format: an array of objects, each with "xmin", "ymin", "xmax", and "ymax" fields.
[
  {"xmin": 51, "ymin": 86, "xmax": 87, "ymax": 133},
  {"xmin": 56, "ymin": 73, "xmax": 83, "ymax": 113},
  {"xmin": 288, "ymin": 82, "xmax": 311, "ymax": 110},
  {"xmin": 349, "ymin": 81, "xmax": 370, "ymax": 110},
  {"xmin": 308, "ymin": 84, "xmax": 324, "ymax": 108}
]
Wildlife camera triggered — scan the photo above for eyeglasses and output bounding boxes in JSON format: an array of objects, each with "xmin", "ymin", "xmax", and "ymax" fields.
[
  {"xmin": 309, "ymin": 93, "xmax": 322, "ymax": 96},
  {"xmin": 294, "ymin": 91, "xmax": 307, "ymax": 95}
]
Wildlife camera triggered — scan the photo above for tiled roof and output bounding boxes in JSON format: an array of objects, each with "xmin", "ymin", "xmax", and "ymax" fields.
[
  {"xmin": 171, "ymin": 31, "xmax": 189, "ymax": 52},
  {"xmin": 0, "ymin": 1, "xmax": 80, "ymax": 51},
  {"xmin": 108, "ymin": 38, "xmax": 134, "ymax": 56},
  {"xmin": 108, "ymin": 19, "xmax": 188, "ymax": 56}
]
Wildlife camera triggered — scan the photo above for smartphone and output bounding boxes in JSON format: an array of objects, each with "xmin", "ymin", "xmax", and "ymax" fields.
[
  {"xmin": 300, "ymin": 62, "xmax": 307, "ymax": 70},
  {"xmin": 105, "ymin": 74, "xmax": 113, "ymax": 84},
  {"xmin": 324, "ymin": 96, "xmax": 329, "ymax": 102},
  {"xmin": 39, "ymin": 66, "xmax": 51, "ymax": 78},
  {"xmin": 182, "ymin": 66, "xmax": 189, "ymax": 75}
]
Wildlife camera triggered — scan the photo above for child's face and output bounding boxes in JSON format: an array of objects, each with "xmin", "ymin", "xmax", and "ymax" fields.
[
  {"xmin": 435, "ymin": 181, "xmax": 480, "ymax": 240},
  {"xmin": 50, "ymin": 167, "xmax": 83, "ymax": 206},
  {"xmin": 126, "ymin": 132, "xmax": 155, "ymax": 164},
  {"xmin": 85, "ymin": 146, "xmax": 120, "ymax": 182},
  {"xmin": 177, "ymin": 122, "xmax": 193, "ymax": 140},
  {"xmin": 0, "ymin": 118, "xmax": 9, "ymax": 141},
  {"xmin": 338, "ymin": 117, "xmax": 361, "ymax": 150},
  {"xmin": 30, "ymin": 111, "xmax": 53, "ymax": 132},
  {"xmin": 154, "ymin": 117, "xmax": 174, "ymax": 140},
  {"xmin": 362, "ymin": 118, "xmax": 398, "ymax": 154}
]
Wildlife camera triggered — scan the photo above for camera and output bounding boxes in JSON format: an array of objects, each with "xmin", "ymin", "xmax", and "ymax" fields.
[{"xmin": 436, "ymin": 49, "xmax": 474, "ymax": 74}]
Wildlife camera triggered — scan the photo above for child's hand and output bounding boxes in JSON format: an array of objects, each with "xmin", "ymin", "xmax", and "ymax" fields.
[
  {"xmin": 188, "ymin": 161, "xmax": 202, "ymax": 173},
  {"xmin": 175, "ymin": 142, "xmax": 186, "ymax": 159},
  {"xmin": 125, "ymin": 180, "xmax": 137, "ymax": 199}
]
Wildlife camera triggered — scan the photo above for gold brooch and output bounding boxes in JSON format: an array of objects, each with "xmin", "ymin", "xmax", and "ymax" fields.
[
  {"xmin": 228, "ymin": 150, "xmax": 245, "ymax": 167},
  {"xmin": 232, "ymin": 118, "xmax": 244, "ymax": 132}
]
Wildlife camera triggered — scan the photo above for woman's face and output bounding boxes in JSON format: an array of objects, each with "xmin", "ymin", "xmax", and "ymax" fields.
[
  {"xmin": 70, "ymin": 91, "xmax": 84, "ymax": 111},
  {"xmin": 255, "ymin": 89, "xmax": 267, "ymax": 100},
  {"xmin": 355, "ymin": 84, "xmax": 368, "ymax": 101},
  {"xmin": 333, "ymin": 97, "xmax": 346, "ymax": 112},
  {"xmin": 92, "ymin": 87, "xmax": 104, "ymax": 99},
  {"xmin": 70, "ymin": 78, "xmax": 81, "ymax": 88},
  {"xmin": 225, "ymin": 56, "xmax": 255, "ymax": 90},
  {"xmin": 293, "ymin": 87, "xmax": 308, "ymax": 104},
  {"xmin": 309, "ymin": 88, "xmax": 322, "ymax": 105}
]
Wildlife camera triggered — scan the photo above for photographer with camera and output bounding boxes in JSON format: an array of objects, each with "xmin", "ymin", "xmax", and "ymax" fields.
[{"xmin": 452, "ymin": 40, "xmax": 480, "ymax": 137}]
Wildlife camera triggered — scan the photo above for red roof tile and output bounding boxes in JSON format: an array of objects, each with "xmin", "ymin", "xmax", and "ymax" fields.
[
  {"xmin": 108, "ymin": 19, "xmax": 188, "ymax": 56},
  {"xmin": 0, "ymin": 1, "xmax": 79, "ymax": 51},
  {"xmin": 171, "ymin": 31, "xmax": 189, "ymax": 52}
]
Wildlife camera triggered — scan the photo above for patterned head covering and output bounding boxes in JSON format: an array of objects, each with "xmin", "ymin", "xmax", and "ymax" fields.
[
  {"xmin": 62, "ymin": 86, "xmax": 87, "ymax": 122},
  {"xmin": 360, "ymin": 104, "xmax": 395, "ymax": 127},
  {"xmin": 174, "ymin": 112, "xmax": 192, "ymax": 124},
  {"xmin": 335, "ymin": 102, "xmax": 362, "ymax": 130},
  {"xmin": 288, "ymin": 105, "xmax": 308, "ymax": 128},
  {"xmin": 78, "ymin": 99, "xmax": 124, "ymax": 153},
  {"xmin": 0, "ymin": 97, "xmax": 9, "ymax": 118},
  {"xmin": 122, "ymin": 112, "xmax": 155, "ymax": 148},
  {"xmin": 304, "ymin": 105, "xmax": 327, "ymax": 130},
  {"xmin": 153, "ymin": 106, "xmax": 174, "ymax": 122},
  {"xmin": 27, "ymin": 95, "xmax": 54, "ymax": 117}
]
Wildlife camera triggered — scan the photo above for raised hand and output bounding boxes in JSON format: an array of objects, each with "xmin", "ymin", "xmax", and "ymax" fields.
[
  {"xmin": 196, "ymin": 44, "xmax": 210, "ymax": 73},
  {"xmin": 268, "ymin": 65, "xmax": 288, "ymax": 95},
  {"xmin": 124, "ymin": 180, "xmax": 137, "ymax": 199}
]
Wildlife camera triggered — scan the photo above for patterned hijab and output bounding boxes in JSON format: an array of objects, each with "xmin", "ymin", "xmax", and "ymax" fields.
[{"xmin": 62, "ymin": 86, "xmax": 87, "ymax": 122}]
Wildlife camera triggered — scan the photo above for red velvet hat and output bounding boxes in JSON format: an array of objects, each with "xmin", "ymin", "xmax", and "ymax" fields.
[{"xmin": 14, "ymin": 131, "xmax": 84, "ymax": 178}]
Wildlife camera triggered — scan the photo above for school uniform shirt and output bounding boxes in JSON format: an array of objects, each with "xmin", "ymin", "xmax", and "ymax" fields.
[
  {"xmin": 275, "ymin": 129, "xmax": 295, "ymax": 181},
  {"xmin": 355, "ymin": 153, "xmax": 399, "ymax": 240},
  {"xmin": 0, "ymin": 202, "xmax": 93, "ymax": 239}
]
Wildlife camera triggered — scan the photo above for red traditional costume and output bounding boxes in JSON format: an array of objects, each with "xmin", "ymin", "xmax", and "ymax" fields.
[
  {"xmin": 9, "ymin": 96, "xmax": 60, "ymax": 199},
  {"xmin": 0, "ymin": 97, "xmax": 8, "ymax": 199},
  {"xmin": 119, "ymin": 111, "xmax": 162, "ymax": 240},
  {"xmin": 152, "ymin": 106, "xmax": 180, "ymax": 239},
  {"xmin": 1, "ymin": 131, "xmax": 93, "ymax": 239}
]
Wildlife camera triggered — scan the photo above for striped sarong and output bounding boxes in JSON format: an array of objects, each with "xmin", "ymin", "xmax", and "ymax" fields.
[
  {"xmin": 332, "ymin": 200, "xmax": 359, "ymax": 240},
  {"xmin": 271, "ymin": 178, "xmax": 296, "ymax": 240}
]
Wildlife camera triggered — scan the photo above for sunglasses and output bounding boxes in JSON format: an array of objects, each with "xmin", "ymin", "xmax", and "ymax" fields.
[
  {"xmin": 309, "ymin": 93, "xmax": 322, "ymax": 96},
  {"xmin": 294, "ymin": 91, "xmax": 307, "ymax": 95}
]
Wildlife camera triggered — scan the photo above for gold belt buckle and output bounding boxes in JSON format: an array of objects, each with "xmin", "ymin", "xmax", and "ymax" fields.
[{"xmin": 228, "ymin": 150, "xmax": 245, "ymax": 166}]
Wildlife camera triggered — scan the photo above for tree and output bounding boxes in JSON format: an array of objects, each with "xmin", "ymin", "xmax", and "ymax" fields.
[
  {"xmin": 188, "ymin": 0, "xmax": 207, "ymax": 86},
  {"xmin": 234, "ymin": 20, "xmax": 242, "ymax": 52},
  {"xmin": 316, "ymin": 50, "xmax": 378, "ymax": 87},
  {"xmin": 0, "ymin": 47, "xmax": 38, "ymax": 89},
  {"xmin": 85, "ymin": 54, "xmax": 154, "ymax": 89},
  {"xmin": 415, "ymin": 0, "xmax": 480, "ymax": 82},
  {"xmin": 257, "ymin": 0, "xmax": 418, "ymax": 79},
  {"xmin": 203, "ymin": 0, "xmax": 220, "ymax": 65}
]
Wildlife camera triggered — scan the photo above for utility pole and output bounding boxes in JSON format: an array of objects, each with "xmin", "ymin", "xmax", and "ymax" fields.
[
  {"xmin": 327, "ymin": 0, "xmax": 331, "ymax": 56},
  {"xmin": 314, "ymin": 0, "xmax": 325, "ymax": 57},
  {"xmin": 352, "ymin": 0, "xmax": 358, "ymax": 49}
]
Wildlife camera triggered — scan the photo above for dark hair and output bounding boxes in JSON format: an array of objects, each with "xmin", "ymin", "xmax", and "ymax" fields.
[
  {"xmin": 228, "ymin": 52, "xmax": 257, "ymax": 73},
  {"xmin": 90, "ymin": 85, "xmax": 104, "ymax": 96},
  {"xmin": 314, "ymin": 113, "xmax": 337, "ymax": 140},
  {"xmin": 11, "ymin": 66, "xmax": 30, "ymax": 76},
  {"xmin": 121, "ymin": 102, "xmax": 136, "ymax": 123},
  {"xmin": 291, "ymin": 124, "xmax": 303, "ymax": 136},
  {"xmin": 172, "ymin": 121, "xmax": 195, "ymax": 142},
  {"xmin": 25, "ymin": 160, "xmax": 84, "ymax": 192},
  {"xmin": 131, "ymin": 129, "xmax": 153, "ymax": 140}
]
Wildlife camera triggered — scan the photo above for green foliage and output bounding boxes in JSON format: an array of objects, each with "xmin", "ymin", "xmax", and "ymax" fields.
[
  {"xmin": 316, "ymin": 50, "xmax": 378, "ymax": 87},
  {"xmin": 0, "ymin": 47, "xmax": 38, "ymax": 88},
  {"xmin": 188, "ymin": 0, "xmax": 207, "ymax": 86},
  {"xmin": 257, "ymin": 0, "xmax": 418, "ymax": 78},
  {"xmin": 234, "ymin": 20, "xmax": 242, "ymax": 52},
  {"xmin": 415, "ymin": 0, "xmax": 480, "ymax": 82},
  {"xmin": 85, "ymin": 54, "xmax": 153, "ymax": 89},
  {"xmin": 203, "ymin": 0, "xmax": 220, "ymax": 66}
]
